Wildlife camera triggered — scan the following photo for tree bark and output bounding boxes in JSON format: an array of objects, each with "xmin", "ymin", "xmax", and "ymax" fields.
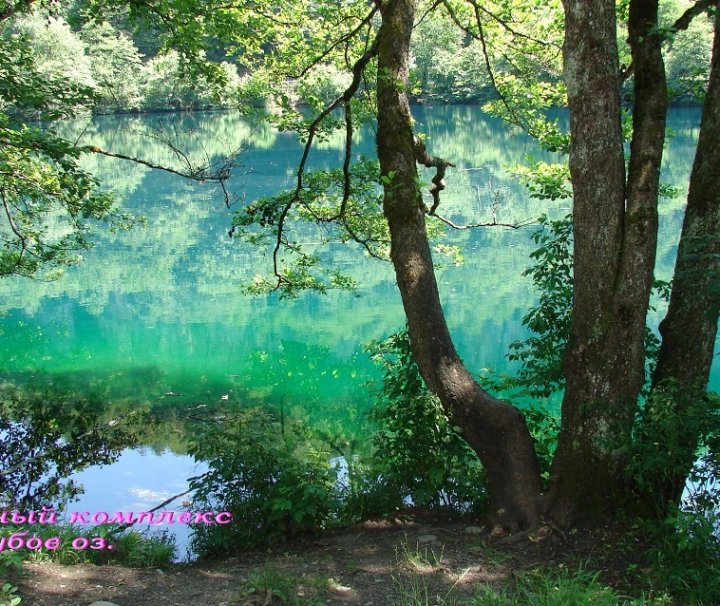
[
  {"xmin": 649, "ymin": 4, "xmax": 720, "ymax": 508},
  {"xmin": 550, "ymin": 0, "xmax": 667, "ymax": 525},
  {"xmin": 375, "ymin": 0, "xmax": 542, "ymax": 530}
]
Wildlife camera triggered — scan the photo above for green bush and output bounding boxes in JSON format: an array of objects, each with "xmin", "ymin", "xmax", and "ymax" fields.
[
  {"xmin": 188, "ymin": 407, "xmax": 339, "ymax": 554},
  {"xmin": 363, "ymin": 331, "xmax": 488, "ymax": 516},
  {"xmin": 0, "ymin": 583, "xmax": 21, "ymax": 606},
  {"xmin": 641, "ymin": 448, "xmax": 720, "ymax": 605},
  {"xmin": 471, "ymin": 566, "xmax": 672, "ymax": 606}
]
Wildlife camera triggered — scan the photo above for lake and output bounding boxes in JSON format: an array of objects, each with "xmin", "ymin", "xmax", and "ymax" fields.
[{"xmin": 0, "ymin": 105, "xmax": 716, "ymax": 557}]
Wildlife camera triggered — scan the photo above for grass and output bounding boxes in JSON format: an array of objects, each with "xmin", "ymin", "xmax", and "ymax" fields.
[
  {"xmin": 240, "ymin": 566, "xmax": 333, "ymax": 606},
  {"xmin": 393, "ymin": 541, "xmax": 461, "ymax": 606},
  {"xmin": 1, "ymin": 523, "xmax": 175, "ymax": 568},
  {"xmin": 392, "ymin": 573, "xmax": 461, "ymax": 606},
  {"xmin": 398, "ymin": 541, "xmax": 446, "ymax": 573},
  {"xmin": 468, "ymin": 566, "xmax": 673, "ymax": 606}
]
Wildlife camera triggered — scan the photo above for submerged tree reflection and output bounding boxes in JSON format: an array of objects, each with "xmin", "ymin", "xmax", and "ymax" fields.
[{"xmin": 0, "ymin": 385, "xmax": 146, "ymax": 510}]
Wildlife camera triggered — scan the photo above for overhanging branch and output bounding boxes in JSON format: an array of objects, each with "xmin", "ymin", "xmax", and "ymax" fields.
[
  {"xmin": 88, "ymin": 145, "xmax": 237, "ymax": 207},
  {"xmin": 270, "ymin": 34, "xmax": 381, "ymax": 288},
  {"xmin": 414, "ymin": 136, "xmax": 454, "ymax": 215},
  {"xmin": 430, "ymin": 212, "xmax": 536, "ymax": 230}
]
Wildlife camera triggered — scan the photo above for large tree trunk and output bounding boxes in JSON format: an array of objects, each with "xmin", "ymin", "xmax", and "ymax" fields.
[
  {"xmin": 550, "ymin": 0, "xmax": 666, "ymax": 525},
  {"xmin": 647, "ymin": 5, "xmax": 720, "ymax": 510},
  {"xmin": 375, "ymin": 0, "xmax": 542, "ymax": 530}
]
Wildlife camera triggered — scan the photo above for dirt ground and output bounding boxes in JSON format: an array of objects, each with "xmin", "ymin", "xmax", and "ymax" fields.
[{"xmin": 10, "ymin": 518, "xmax": 641, "ymax": 606}]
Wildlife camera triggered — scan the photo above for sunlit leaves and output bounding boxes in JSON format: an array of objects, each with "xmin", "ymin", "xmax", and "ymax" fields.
[
  {"xmin": 513, "ymin": 162, "xmax": 571, "ymax": 201},
  {"xmin": 506, "ymin": 213, "xmax": 573, "ymax": 398},
  {"xmin": 0, "ymin": 29, "xmax": 128, "ymax": 279},
  {"xmin": 231, "ymin": 158, "xmax": 387, "ymax": 297}
]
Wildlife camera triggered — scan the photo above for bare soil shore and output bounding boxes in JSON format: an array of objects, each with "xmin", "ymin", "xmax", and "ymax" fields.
[{"xmin": 11, "ymin": 517, "xmax": 641, "ymax": 606}]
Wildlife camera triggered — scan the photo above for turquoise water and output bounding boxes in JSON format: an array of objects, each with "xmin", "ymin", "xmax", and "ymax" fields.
[{"xmin": 0, "ymin": 106, "xmax": 716, "ymax": 430}]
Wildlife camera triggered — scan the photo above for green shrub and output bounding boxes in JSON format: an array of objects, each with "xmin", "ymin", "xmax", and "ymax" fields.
[
  {"xmin": 470, "ymin": 566, "xmax": 671, "ymax": 606},
  {"xmin": 0, "ymin": 583, "xmax": 21, "ymax": 606},
  {"xmin": 188, "ymin": 407, "xmax": 339, "ymax": 554},
  {"xmin": 641, "ymin": 448, "xmax": 720, "ymax": 605},
  {"xmin": 363, "ymin": 331, "xmax": 488, "ymax": 516}
]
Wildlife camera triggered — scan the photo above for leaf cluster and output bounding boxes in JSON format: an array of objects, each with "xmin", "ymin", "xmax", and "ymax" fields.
[
  {"xmin": 506, "ymin": 213, "xmax": 573, "ymax": 398},
  {"xmin": 231, "ymin": 159, "xmax": 388, "ymax": 298},
  {"xmin": 0, "ymin": 25, "xmax": 133, "ymax": 279}
]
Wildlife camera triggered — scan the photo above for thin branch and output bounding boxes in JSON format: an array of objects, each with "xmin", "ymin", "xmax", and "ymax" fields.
[
  {"xmin": 430, "ymin": 213, "xmax": 537, "ymax": 230},
  {"xmin": 414, "ymin": 137, "xmax": 455, "ymax": 215},
  {"xmin": 1, "ymin": 190, "xmax": 27, "ymax": 270},
  {"xmin": 672, "ymin": 0, "xmax": 715, "ymax": 34},
  {"xmin": 270, "ymin": 34, "xmax": 381, "ymax": 287},
  {"xmin": 340, "ymin": 101, "xmax": 353, "ymax": 217},
  {"xmin": 294, "ymin": 5, "xmax": 379, "ymax": 78},
  {"xmin": 89, "ymin": 147, "xmax": 208, "ymax": 180},
  {"xmin": 342, "ymin": 217, "xmax": 386, "ymax": 260},
  {"xmin": 107, "ymin": 489, "xmax": 193, "ymax": 534},
  {"xmin": 441, "ymin": 0, "xmax": 526, "ymax": 132},
  {"xmin": 471, "ymin": 2, "xmax": 528, "ymax": 131},
  {"xmin": 126, "ymin": 0, "xmax": 181, "ymax": 36},
  {"xmin": 415, "ymin": 0, "xmax": 444, "ymax": 28},
  {"xmin": 467, "ymin": 0, "xmax": 560, "ymax": 49}
]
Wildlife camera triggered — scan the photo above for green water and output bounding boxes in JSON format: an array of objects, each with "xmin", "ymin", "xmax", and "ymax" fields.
[{"xmin": 0, "ymin": 106, "xmax": 716, "ymax": 441}]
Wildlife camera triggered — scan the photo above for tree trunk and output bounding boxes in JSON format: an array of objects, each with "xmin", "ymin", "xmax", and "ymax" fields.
[
  {"xmin": 648, "ymin": 5, "xmax": 720, "ymax": 509},
  {"xmin": 550, "ymin": 0, "xmax": 666, "ymax": 525},
  {"xmin": 375, "ymin": 0, "xmax": 542, "ymax": 530}
]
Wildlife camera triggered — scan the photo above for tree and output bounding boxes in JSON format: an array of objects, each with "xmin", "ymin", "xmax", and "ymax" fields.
[
  {"xmin": 375, "ymin": 0, "xmax": 542, "ymax": 529},
  {"xmin": 1, "ymin": 1, "xmax": 241, "ymax": 279},
  {"xmin": 642, "ymin": 2, "xmax": 720, "ymax": 512},
  {"xmin": 543, "ymin": 0, "xmax": 665, "ymax": 523},
  {"xmin": 80, "ymin": 19, "xmax": 144, "ymax": 112},
  {"xmin": 244, "ymin": 0, "xmax": 717, "ymax": 528}
]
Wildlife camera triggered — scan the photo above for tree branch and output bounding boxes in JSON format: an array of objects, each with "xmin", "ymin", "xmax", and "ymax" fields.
[
  {"xmin": 293, "ymin": 5, "xmax": 379, "ymax": 78},
  {"xmin": 466, "ymin": 0, "xmax": 560, "ymax": 49},
  {"xmin": 1, "ymin": 190, "xmax": 27, "ymax": 270},
  {"xmin": 414, "ymin": 136, "xmax": 454, "ymax": 215},
  {"xmin": 429, "ymin": 212, "xmax": 536, "ymax": 230},
  {"xmin": 270, "ymin": 35, "xmax": 381, "ymax": 288},
  {"xmin": 88, "ymin": 145, "xmax": 235, "ymax": 206},
  {"xmin": 442, "ymin": 0, "xmax": 529, "ymax": 133}
]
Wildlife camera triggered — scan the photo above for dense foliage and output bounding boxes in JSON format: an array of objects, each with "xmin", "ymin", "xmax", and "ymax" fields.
[
  {"xmin": 0, "ymin": 25, "xmax": 119, "ymax": 278},
  {"xmin": 188, "ymin": 408, "xmax": 339, "ymax": 552},
  {"xmin": 366, "ymin": 331, "xmax": 488, "ymax": 514}
]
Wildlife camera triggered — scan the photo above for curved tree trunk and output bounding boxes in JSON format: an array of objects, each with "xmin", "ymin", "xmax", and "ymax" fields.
[
  {"xmin": 648, "ymin": 5, "xmax": 720, "ymax": 510},
  {"xmin": 550, "ymin": 0, "xmax": 667, "ymax": 525},
  {"xmin": 375, "ymin": 0, "xmax": 542, "ymax": 530}
]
